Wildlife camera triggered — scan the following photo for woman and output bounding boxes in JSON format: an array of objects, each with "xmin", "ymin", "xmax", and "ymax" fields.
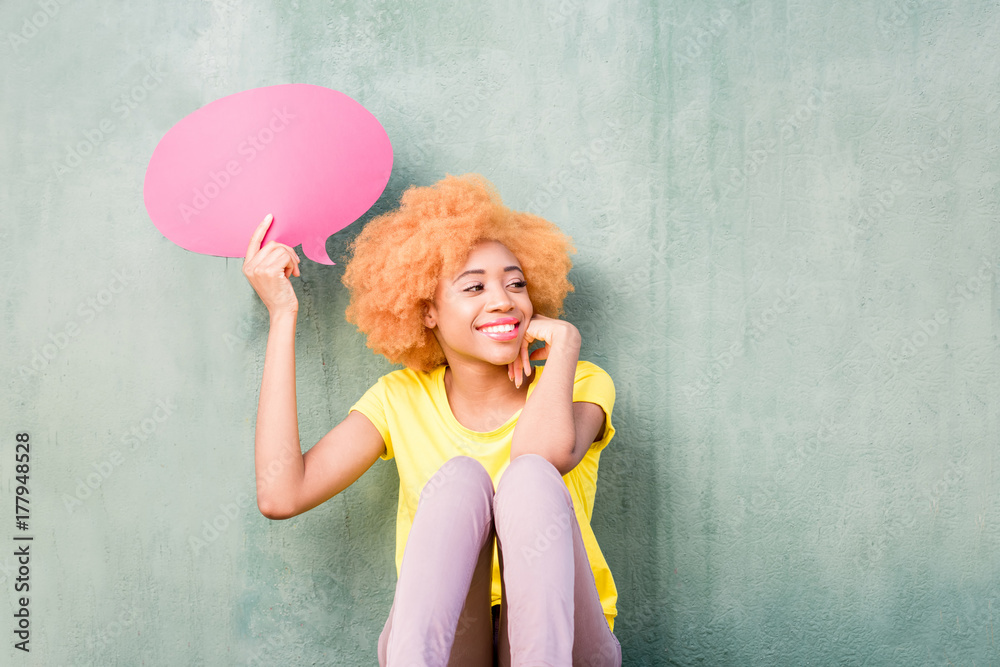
[{"xmin": 243, "ymin": 174, "xmax": 621, "ymax": 666}]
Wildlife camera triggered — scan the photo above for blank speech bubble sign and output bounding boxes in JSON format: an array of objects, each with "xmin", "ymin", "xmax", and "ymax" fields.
[{"xmin": 143, "ymin": 84, "xmax": 393, "ymax": 264}]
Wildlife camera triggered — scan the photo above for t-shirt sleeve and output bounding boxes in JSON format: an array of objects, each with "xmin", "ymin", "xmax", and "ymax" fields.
[
  {"xmin": 348, "ymin": 377, "xmax": 394, "ymax": 460},
  {"xmin": 572, "ymin": 361, "xmax": 616, "ymax": 454}
]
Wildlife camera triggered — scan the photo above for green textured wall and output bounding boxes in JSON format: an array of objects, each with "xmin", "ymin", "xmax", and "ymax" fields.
[{"xmin": 2, "ymin": 0, "xmax": 998, "ymax": 664}]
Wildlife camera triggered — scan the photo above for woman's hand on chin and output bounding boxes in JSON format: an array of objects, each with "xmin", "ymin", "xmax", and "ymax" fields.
[{"xmin": 507, "ymin": 315, "xmax": 581, "ymax": 388}]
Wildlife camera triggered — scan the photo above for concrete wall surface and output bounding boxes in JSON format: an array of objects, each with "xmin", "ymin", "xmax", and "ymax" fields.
[{"xmin": 1, "ymin": 0, "xmax": 998, "ymax": 664}]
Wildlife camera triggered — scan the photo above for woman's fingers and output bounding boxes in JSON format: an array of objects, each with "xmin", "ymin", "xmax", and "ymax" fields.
[
  {"xmin": 519, "ymin": 323, "xmax": 535, "ymax": 377},
  {"xmin": 247, "ymin": 241, "xmax": 300, "ymax": 276},
  {"xmin": 244, "ymin": 214, "xmax": 301, "ymax": 272},
  {"xmin": 508, "ymin": 332, "xmax": 532, "ymax": 387},
  {"xmin": 508, "ymin": 356, "xmax": 520, "ymax": 387},
  {"xmin": 244, "ymin": 214, "xmax": 301, "ymax": 278},
  {"xmin": 241, "ymin": 215, "xmax": 302, "ymax": 315},
  {"xmin": 245, "ymin": 213, "xmax": 274, "ymax": 261},
  {"xmin": 507, "ymin": 315, "xmax": 572, "ymax": 380},
  {"xmin": 257, "ymin": 243, "xmax": 300, "ymax": 277}
]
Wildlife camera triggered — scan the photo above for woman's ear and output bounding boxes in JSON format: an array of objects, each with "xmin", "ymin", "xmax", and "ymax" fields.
[{"xmin": 422, "ymin": 300, "xmax": 436, "ymax": 329}]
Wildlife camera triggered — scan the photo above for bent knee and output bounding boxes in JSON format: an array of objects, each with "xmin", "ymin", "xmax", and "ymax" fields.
[
  {"xmin": 497, "ymin": 453, "xmax": 567, "ymax": 497},
  {"xmin": 418, "ymin": 455, "xmax": 494, "ymax": 506}
]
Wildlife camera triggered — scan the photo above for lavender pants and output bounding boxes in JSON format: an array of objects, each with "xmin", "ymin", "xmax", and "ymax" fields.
[{"xmin": 377, "ymin": 454, "xmax": 622, "ymax": 667}]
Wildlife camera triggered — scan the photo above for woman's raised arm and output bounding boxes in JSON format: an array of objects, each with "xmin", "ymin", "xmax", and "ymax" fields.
[{"xmin": 243, "ymin": 215, "xmax": 384, "ymax": 519}]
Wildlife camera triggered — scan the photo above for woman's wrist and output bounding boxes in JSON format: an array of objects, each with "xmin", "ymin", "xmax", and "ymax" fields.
[{"xmin": 269, "ymin": 308, "xmax": 298, "ymax": 327}]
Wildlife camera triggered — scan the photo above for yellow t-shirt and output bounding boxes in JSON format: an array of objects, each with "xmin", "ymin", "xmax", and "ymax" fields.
[{"xmin": 349, "ymin": 359, "xmax": 618, "ymax": 632}]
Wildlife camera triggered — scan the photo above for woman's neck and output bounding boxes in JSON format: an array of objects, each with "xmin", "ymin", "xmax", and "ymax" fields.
[
  {"xmin": 443, "ymin": 359, "xmax": 531, "ymax": 407},
  {"xmin": 442, "ymin": 361, "xmax": 533, "ymax": 432}
]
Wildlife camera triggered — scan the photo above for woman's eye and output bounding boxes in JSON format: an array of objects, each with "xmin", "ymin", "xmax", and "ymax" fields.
[{"xmin": 462, "ymin": 280, "xmax": 526, "ymax": 293}]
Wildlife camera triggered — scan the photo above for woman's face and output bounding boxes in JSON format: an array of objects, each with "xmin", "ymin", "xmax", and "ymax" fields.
[{"xmin": 423, "ymin": 240, "xmax": 534, "ymax": 369}]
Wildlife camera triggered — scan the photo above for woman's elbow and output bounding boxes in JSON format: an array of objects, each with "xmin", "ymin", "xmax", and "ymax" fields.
[{"xmin": 257, "ymin": 496, "xmax": 295, "ymax": 520}]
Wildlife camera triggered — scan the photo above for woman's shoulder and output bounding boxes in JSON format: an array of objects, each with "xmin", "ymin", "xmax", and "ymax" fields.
[
  {"xmin": 568, "ymin": 360, "xmax": 616, "ymax": 407},
  {"xmin": 373, "ymin": 364, "xmax": 444, "ymax": 391},
  {"xmin": 574, "ymin": 359, "xmax": 613, "ymax": 381}
]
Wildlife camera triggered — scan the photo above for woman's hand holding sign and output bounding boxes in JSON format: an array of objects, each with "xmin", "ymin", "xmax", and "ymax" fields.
[{"xmin": 243, "ymin": 214, "xmax": 302, "ymax": 317}]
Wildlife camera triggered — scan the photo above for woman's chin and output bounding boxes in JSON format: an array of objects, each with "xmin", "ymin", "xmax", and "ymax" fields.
[{"xmin": 484, "ymin": 354, "xmax": 520, "ymax": 371}]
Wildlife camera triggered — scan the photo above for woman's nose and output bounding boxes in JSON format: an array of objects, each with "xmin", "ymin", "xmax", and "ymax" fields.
[{"xmin": 486, "ymin": 285, "xmax": 514, "ymax": 311}]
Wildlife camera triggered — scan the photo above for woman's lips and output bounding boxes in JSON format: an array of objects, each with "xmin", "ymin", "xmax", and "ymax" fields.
[{"xmin": 477, "ymin": 321, "xmax": 519, "ymax": 341}]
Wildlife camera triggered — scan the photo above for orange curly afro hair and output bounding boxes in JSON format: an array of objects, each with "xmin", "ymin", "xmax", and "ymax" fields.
[{"xmin": 341, "ymin": 173, "xmax": 576, "ymax": 372}]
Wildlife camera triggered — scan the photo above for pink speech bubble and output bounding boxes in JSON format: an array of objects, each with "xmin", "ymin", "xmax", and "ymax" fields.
[{"xmin": 143, "ymin": 84, "xmax": 393, "ymax": 264}]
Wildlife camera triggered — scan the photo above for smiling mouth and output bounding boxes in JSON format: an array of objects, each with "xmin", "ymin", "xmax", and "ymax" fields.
[
  {"xmin": 479, "ymin": 323, "xmax": 516, "ymax": 334},
  {"xmin": 477, "ymin": 322, "xmax": 519, "ymax": 340}
]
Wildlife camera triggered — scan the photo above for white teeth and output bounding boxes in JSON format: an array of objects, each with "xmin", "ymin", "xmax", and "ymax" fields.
[{"xmin": 481, "ymin": 323, "xmax": 515, "ymax": 333}]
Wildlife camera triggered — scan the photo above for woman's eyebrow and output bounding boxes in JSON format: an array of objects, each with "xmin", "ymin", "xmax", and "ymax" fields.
[{"xmin": 452, "ymin": 266, "xmax": 524, "ymax": 283}]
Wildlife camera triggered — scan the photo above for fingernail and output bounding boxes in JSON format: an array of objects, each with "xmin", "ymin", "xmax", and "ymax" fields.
[{"xmin": 264, "ymin": 213, "xmax": 273, "ymax": 224}]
